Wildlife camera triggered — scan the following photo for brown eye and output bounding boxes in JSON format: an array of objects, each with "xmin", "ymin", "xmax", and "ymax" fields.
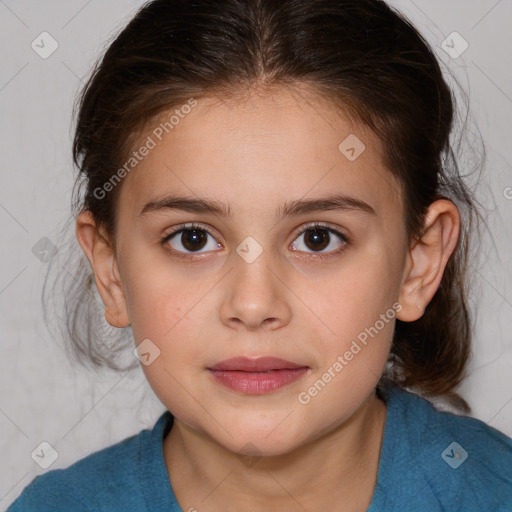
[
  {"xmin": 179, "ymin": 229, "xmax": 208, "ymax": 252},
  {"xmin": 163, "ymin": 224, "xmax": 221, "ymax": 255},
  {"xmin": 290, "ymin": 224, "xmax": 348, "ymax": 255},
  {"xmin": 303, "ymin": 227, "xmax": 330, "ymax": 251}
]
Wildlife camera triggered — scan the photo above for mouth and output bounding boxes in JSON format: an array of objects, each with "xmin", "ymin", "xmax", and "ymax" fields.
[{"xmin": 207, "ymin": 356, "xmax": 310, "ymax": 394}]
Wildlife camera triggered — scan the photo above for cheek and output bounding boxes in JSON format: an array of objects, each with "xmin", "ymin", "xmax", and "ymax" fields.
[
  {"xmin": 120, "ymin": 245, "xmax": 196, "ymax": 338},
  {"xmin": 121, "ymin": 258, "xmax": 214, "ymax": 372},
  {"xmin": 294, "ymin": 261, "xmax": 398, "ymax": 431},
  {"xmin": 124, "ymin": 272, "xmax": 207, "ymax": 409},
  {"xmin": 119, "ymin": 232, "xmax": 228, "ymax": 325},
  {"xmin": 308, "ymin": 248, "xmax": 401, "ymax": 337}
]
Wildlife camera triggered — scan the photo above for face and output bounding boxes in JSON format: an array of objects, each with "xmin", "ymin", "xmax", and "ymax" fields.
[{"xmin": 111, "ymin": 85, "xmax": 409, "ymax": 455}]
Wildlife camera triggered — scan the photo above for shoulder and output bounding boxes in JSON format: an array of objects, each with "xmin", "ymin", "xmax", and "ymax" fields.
[
  {"xmin": 373, "ymin": 383, "xmax": 512, "ymax": 512},
  {"xmin": 389, "ymin": 384, "xmax": 512, "ymax": 468},
  {"xmin": 6, "ymin": 413, "xmax": 169, "ymax": 512}
]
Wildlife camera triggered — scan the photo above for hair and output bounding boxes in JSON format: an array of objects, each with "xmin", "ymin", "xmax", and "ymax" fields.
[{"xmin": 43, "ymin": 0, "xmax": 486, "ymax": 412}]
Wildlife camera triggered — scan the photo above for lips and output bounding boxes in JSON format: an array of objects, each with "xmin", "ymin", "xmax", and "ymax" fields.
[
  {"xmin": 207, "ymin": 357, "xmax": 310, "ymax": 394},
  {"xmin": 208, "ymin": 356, "xmax": 306, "ymax": 372}
]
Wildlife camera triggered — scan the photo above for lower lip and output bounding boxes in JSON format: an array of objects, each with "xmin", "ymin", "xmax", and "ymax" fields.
[{"xmin": 207, "ymin": 367, "xmax": 309, "ymax": 394}]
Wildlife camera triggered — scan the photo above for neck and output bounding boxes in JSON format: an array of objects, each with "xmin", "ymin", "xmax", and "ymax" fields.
[{"xmin": 163, "ymin": 391, "xmax": 386, "ymax": 512}]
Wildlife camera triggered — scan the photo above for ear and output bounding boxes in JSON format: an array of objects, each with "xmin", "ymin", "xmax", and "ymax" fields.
[
  {"xmin": 397, "ymin": 199, "xmax": 460, "ymax": 322},
  {"xmin": 75, "ymin": 210, "xmax": 131, "ymax": 328}
]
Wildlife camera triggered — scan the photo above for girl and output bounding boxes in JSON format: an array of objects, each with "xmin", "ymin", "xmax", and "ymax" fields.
[{"xmin": 7, "ymin": 0, "xmax": 512, "ymax": 510}]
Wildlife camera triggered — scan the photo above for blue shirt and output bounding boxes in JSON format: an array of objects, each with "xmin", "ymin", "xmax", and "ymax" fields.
[{"xmin": 7, "ymin": 383, "xmax": 512, "ymax": 511}]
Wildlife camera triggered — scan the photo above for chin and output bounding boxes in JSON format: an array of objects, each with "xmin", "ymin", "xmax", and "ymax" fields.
[
  {"xmin": 226, "ymin": 435, "xmax": 303, "ymax": 459},
  {"xmin": 206, "ymin": 416, "xmax": 309, "ymax": 458}
]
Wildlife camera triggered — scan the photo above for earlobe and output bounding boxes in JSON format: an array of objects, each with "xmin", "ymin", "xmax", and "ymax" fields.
[
  {"xmin": 75, "ymin": 210, "xmax": 131, "ymax": 328},
  {"xmin": 396, "ymin": 199, "xmax": 460, "ymax": 322}
]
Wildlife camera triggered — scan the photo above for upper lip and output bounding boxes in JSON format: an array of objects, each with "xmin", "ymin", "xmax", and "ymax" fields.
[{"xmin": 208, "ymin": 356, "xmax": 307, "ymax": 372}]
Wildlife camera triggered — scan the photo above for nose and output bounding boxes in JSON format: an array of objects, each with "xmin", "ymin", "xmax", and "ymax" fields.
[{"xmin": 219, "ymin": 244, "xmax": 292, "ymax": 331}]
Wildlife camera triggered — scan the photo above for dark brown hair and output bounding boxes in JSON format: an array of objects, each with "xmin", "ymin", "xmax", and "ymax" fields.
[{"xmin": 44, "ymin": 0, "xmax": 485, "ymax": 412}]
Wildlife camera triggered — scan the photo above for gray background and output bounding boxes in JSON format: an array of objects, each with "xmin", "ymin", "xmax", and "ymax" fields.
[{"xmin": 1, "ymin": 0, "xmax": 511, "ymax": 508}]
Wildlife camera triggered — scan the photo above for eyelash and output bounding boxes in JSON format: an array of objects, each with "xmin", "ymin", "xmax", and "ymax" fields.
[{"xmin": 160, "ymin": 222, "xmax": 350, "ymax": 261}]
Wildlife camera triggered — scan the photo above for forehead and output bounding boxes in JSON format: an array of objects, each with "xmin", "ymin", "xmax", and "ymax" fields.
[{"xmin": 117, "ymin": 84, "xmax": 402, "ymax": 222}]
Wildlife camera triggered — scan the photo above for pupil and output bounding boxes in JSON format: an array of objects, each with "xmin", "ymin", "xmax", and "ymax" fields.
[
  {"xmin": 182, "ymin": 229, "xmax": 207, "ymax": 251},
  {"xmin": 305, "ymin": 228, "xmax": 329, "ymax": 251},
  {"xmin": 179, "ymin": 228, "xmax": 330, "ymax": 253}
]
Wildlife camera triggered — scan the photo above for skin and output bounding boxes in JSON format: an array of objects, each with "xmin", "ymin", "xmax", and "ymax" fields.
[{"xmin": 76, "ymin": 83, "xmax": 460, "ymax": 511}]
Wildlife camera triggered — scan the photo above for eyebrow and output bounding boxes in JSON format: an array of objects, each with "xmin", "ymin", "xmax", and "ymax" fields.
[{"xmin": 138, "ymin": 193, "xmax": 376, "ymax": 218}]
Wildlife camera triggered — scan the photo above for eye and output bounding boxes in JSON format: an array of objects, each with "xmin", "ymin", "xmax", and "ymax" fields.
[
  {"xmin": 161, "ymin": 223, "xmax": 222, "ymax": 257},
  {"xmin": 290, "ymin": 222, "xmax": 349, "ymax": 257},
  {"xmin": 161, "ymin": 221, "xmax": 349, "ymax": 260}
]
